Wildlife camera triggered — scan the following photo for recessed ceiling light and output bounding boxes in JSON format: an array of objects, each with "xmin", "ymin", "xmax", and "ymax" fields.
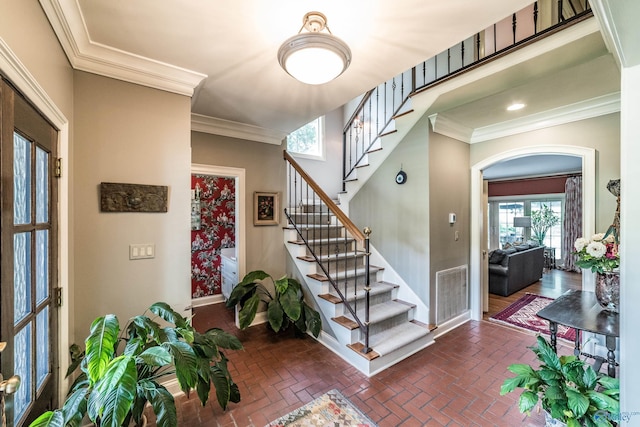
[{"xmin": 507, "ymin": 103, "xmax": 525, "ymax": 111}]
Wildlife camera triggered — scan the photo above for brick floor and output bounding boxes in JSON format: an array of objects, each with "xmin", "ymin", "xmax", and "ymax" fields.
[{"xmin": 144, "ymin": 303, "xmax": 573, "ymax": 426}]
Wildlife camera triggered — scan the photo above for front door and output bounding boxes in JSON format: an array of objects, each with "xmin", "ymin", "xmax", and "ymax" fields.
[{"xmin": 0, "ymin": 79, "xmax": 59, "ymax": 426}]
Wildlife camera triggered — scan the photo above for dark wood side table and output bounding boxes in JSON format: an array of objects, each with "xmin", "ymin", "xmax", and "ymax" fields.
[{"xmin": 536, "ymin": 290, "xmax": 619, "ymax": 377}]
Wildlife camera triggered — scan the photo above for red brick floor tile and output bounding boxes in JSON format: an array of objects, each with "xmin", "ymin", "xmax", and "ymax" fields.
[{"xmin": 141, "ymin": 304, "xmax": 561, "ymax": 426}]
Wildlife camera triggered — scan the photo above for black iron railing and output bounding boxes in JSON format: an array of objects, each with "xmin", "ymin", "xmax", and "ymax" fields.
[
  {"xmin": 343, "ymin": 0, "xmax": 592, "ymax": 188},
  {"xmin": 284, "ymin": 151, "xmax": 372, "ymax": 353}
]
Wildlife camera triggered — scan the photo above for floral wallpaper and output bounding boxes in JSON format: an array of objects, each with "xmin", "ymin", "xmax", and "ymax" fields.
[{"xmin": 191, "ymin": 175, "xmax": 235, "ymax": 298}]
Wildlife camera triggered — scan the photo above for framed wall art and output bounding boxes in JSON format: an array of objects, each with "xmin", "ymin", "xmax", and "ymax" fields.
[{"xmin": 254, "ymin": 191, "xmax": 279, "ymax": 226}]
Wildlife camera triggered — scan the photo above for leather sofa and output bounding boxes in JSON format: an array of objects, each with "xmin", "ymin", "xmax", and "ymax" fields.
[{"xmin": 488, "ymin": 245, "xmax": 545, "ymax": 297}]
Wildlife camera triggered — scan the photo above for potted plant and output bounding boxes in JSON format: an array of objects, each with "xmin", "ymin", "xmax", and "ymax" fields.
[
  {"xmin": 574, "ymin": 233, "xmax": 620, "ymax": 312},
  {"xmin": 30, "ymin": 302, "xmax": 242, "ymax": 427},
  {"xmin": 226, "ymin": 270, "xmax": 321, "ymax": 338},
  {"xmin": 500, "ymin": 335, "xmax": 619, "ymax": 427},
  {"xmin": 531, "ymin": 204, "xmax": 560, "ymax": 246}
]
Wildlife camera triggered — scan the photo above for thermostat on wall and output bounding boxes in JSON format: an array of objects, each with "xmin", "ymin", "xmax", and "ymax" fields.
[{"xmin": 449, "ymin": 213, "xmax": 456, "ymax": 224}]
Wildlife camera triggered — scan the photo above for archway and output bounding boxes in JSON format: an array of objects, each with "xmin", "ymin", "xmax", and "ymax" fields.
[{"xmin": 469, "ymin": 145, "xmax": 596, "ymax": 321}]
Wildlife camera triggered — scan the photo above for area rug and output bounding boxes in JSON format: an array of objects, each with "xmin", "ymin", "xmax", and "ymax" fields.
[
  {"xmin": 265, "ymin": 389, "xmax": 377, "ymax": 427},
  {"xmin": 490, "ymin": 293, "xmax": 576, "ymax": 341}
]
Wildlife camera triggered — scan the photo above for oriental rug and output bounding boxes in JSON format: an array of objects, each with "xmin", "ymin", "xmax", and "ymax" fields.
[
  {"xmin": 265, "ymin": 389, "xmax": 377, "ymax": 427},
  {"xmin": 490, "ymin": 293, "xmax": 577, "ymax": 341}
]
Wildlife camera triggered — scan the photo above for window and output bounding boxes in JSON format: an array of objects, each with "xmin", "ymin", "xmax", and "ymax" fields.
[
  {"xmin": 488, "ymin": 196, "xmax": 564, "ymax": 260},
  {"xmin": 286, "ymin": 117, "xmax": 324, "ymax": 160}
]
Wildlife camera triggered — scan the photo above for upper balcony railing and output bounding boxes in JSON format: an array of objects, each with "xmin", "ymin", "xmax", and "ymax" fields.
[{"xmin": 343, "ymin": 0, "xmax": 592, "ymax": 189}]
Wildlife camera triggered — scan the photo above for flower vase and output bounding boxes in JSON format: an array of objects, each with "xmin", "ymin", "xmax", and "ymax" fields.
[{"xmin": 595, "ymin": 271, "xmax": 620, "ymax": 313}]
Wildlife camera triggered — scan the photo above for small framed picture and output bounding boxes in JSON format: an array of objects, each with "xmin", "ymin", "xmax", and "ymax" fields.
[{"xmin": 254, "ymin": 192, "xmax": 279, "ymax": 226}]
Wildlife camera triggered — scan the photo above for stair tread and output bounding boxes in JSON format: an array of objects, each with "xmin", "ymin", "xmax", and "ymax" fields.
[
  {"xmin": 307, "ymin": 265, "xmax": 384, "ymax": 282},
  {"xmin": 368, "ymin": 322, "xmax": 430, "ymax": 356},
  {"xmin": 338, "ymin": 300, "xmax": 413, "ymax": 325},
  {"xmin": 318, "ymin": 281, "xmax": 396, "ymax": 304},
  {"xmin": 298, "ymin": 251, "xmax": 364, "ymax": 263},
  {"xmin": 289, "ymin": 237, "xmax": 355, "ymax": 246}
]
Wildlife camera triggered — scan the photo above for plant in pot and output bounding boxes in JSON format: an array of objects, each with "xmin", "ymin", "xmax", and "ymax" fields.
[
  {"xmin": 500, "ymin": 335, "xmax": 619, "ymax": 427},
  {"xmin": 226, "ymin": 270, "xmax": 321, "ymax": 338},
  {"xmin": 531, "ymin": 204, "xmax": 560, "ymax": 246},
  {"xmin": 29, "ymin": 302, "xmax": 242, "ymax": 427}
]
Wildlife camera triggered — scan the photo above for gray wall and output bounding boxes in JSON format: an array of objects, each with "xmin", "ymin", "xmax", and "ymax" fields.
[
  {"xmin": 349, "ymin": 115, "xmax": 431, "ymax": 303},
  {"xmin": 191, "ymin": 132, "xmax": 288, "ymax": 277},
  {"xmin": 428, "ymin": 129, "xmax": 471, "ymax": 316},
  {"xmin": 73, "ymin": 71, "xmax": 193, "ymax": 339},
  {"xmin": 470, "ymin": 113, "xmax": 620, "ymax": 232}
]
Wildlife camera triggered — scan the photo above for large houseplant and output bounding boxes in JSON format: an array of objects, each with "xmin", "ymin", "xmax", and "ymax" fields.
[
  {"xmin": 531, "ymin": 204, "xmax": 560, "ymax": 246},
  {"xmin": 30, "ymin": 302, "xmax": 242, "ymax": 427},
  {"xmin": 226, "ymin": 270, "xmax": 321, "ymax": 338},
  {"xmin": 500, "ymin": 335, "xmax": 619, "ymax": 427}
]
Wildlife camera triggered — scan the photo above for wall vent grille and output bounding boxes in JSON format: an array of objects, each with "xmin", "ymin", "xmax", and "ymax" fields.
[{"xmin": 436, "ymin": 265, "xmax": 469, "ymax": 324}]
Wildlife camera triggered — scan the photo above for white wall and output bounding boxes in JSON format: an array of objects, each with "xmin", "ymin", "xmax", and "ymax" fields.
[{"xmin": 620, "ymin": 63, "xmax": 640, "ymax": 425}]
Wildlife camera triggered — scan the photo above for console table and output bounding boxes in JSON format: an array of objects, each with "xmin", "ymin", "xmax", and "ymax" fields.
[{"xmin": 536, "ymin": 290, "xmax": 619, "ymax": 377}]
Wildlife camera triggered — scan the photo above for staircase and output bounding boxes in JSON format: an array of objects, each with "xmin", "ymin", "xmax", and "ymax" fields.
[{"xmin": 284, "ymin": 152, "xmax": 435, "ymax": 376}]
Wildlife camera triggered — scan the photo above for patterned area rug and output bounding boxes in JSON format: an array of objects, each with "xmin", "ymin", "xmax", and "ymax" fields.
[
  {"xmin": 490, "ymin": 293, "xmax": 577, "ymax": 341},
  {"xmin": 265, "ymin": 389, "xmax": 377, "ymax": 427}
]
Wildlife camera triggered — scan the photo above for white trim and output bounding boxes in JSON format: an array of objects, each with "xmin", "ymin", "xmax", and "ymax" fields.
[
  {"xmin": 191, "ymin": 113, "xmax": 286, "ymax": 145},
  {"xmin": 190, "ymin": 295, "xmax": 224, "ymax": 308},
  {"xmin": 429, "ymin": 93, "xmax": 621, "ymax": 144},
  {"xmin": 191, "ymin": 164, "xmax": 246, "ymax": 306},
  {"xmin": 38, "ymin": 0, "xmax": 206, "ymax": 96},
  {"xmin": 470, "ymin": 93, "xmax": 621, "ymax": 143},
  {"xmin": 470, "ymin": 145, "xmax": 596, "ymax": 321},
  {"xmin": 0, "ymin": 37, "xmax": 71, "ymax": 398}
]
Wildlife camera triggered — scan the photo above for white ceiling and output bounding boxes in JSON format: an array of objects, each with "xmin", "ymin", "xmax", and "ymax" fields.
[
  {"xmin": 46, "ymin": 0, "xmax": 539, "ymax": 136},
  {"xmin": 483, "ymin": 155, "xmax": 583, "ymax": 180},
  {"xmin": 41, "ymin": 0, "xmax": 621, "ymax": 183}
]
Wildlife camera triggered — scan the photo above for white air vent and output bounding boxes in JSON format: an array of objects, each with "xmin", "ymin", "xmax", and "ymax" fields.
[{"xmin": 436, "ymin": 265, "xmax": 469, "ymax": 324}]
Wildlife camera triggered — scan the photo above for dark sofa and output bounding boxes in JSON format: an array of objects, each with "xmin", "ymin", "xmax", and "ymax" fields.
[{"xmin": 488, "ymin": 244, "xmax": 545, "ymax": 296}]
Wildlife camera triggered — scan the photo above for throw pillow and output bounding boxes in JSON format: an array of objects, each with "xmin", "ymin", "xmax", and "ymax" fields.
[
  {"xmin": 502, "ymin": 242, "xmax": 512, "ymax": 249},
  {"xmin": 488, "ymin": 250, "xmax": 506, "ymax": 264}
]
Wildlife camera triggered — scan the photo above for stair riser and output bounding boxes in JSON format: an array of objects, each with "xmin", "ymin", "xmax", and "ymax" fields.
[
  {"xmin": 367, "ymin": 312, "xmax": 412, "ymax": 336},
  {"xmin": 324, "ymin": 271, "xmax": 380, "ymax": 289},
  {"xmin": 295, "ymin": 227, "xmax": 344, "ymax": 240},
  {"xmin": 299, "ymin": 204, "xmax": 331, "ymax": 214},
  {"xmin": 304, "ymin": 241, "xmax": 356, "ymax": 256},
  {"xmin": 330, "ymin": 294, "xmax": 395, "ymax": 317},
  {"xmin": 319, "ymin": 257, "xmax": 366, "ymax": 274},
  {"xmin": 287, "ymin": 213, "xmax": 335, "ymax": 225}
]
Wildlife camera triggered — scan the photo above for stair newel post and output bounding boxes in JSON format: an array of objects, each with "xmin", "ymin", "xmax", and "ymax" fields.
[{"xmin": 362, "ymin": 227, "xmax": 372, "ymax": 354}]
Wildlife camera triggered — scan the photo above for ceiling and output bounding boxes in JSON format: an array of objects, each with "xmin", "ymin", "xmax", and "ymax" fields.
[
  {"xmin": 483, "ymin": 155, "xmax": 583, "ymax": 180},
  {"xmin": 42, "ymin": 0, "xmax": 621, "ymax": 184},
  {"xmin": 45, "ymin": 0, "xmax": 542, "ymax": 137}
]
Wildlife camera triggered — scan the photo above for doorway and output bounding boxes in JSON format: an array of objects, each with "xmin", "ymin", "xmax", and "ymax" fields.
[
  {"xmin": 1, "ymin": 80, "xmax": 59, "ymax": 427},
  {"xmin": 190, "ymin": 164, "xmax": 245, "ymax": 307},
  {"xmin": 470, "ymin": 146, "xmax": 596, "ymax": 321}
]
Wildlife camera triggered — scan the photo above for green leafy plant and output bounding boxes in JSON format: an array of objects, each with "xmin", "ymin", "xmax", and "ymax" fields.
[
  {"xmin": 531, "ymin": 204, "xmax": 560, "ymax": 246},
  {"xmin": 500, "ymin": 335, "xmax": 619, "ymax": 427},
  {"xmin": 226, "ymin": 270, "xmax": 321, "ymax": 338},
  {"xmin": 30, "ymin": 302, "xmax": 242, "ymax": 427}
]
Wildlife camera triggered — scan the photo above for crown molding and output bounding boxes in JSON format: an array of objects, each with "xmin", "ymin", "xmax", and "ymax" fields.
[
  {"xmin": 39, "ymin": 0, "xmax": 206, "ymax": 96},
  {"xmin": 191, "ymin": 114, "xmax": 286, "ymax": 145},
  {"xmin": 428, "ymin": 114, "xmax": 473, "ymax": 142},
  {"xmin": 470, "ymin": 92, "xmax": 621, "ymax": 143}
]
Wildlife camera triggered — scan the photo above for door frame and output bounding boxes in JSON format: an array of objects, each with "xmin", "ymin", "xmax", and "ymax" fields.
[
  {"xmin": 190, "ymin": 164, "xmax": 246, "ymax": 306},
  {"xmin": 0, "ymin": 41, "xmax": 71, "ymax": 398},
  {"xmin": 470, "ymin": 145, "xmax": 596, "ymax": 320}
]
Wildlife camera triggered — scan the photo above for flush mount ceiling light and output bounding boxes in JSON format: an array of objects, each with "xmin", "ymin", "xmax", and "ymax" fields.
[
  {"xmin": 278, "ymin": 11, "xmax": 352, "ymax": 85},
  {"xmin": 507, "ymin": 102, "xmax": 526, "ymax": 111}
]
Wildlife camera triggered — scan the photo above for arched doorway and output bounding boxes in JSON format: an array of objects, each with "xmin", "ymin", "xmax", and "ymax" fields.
[{"xmin": 469, "ymin": 145, "xmax": 596, "ymax": 321}]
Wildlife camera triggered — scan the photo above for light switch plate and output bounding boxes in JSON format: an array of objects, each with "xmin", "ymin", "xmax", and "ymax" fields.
[{"xmin": 130, "ymin": 243, "xmax": 155, "ymax": 260}]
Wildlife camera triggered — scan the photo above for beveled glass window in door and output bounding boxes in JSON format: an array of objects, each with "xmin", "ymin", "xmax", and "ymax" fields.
[{"xmin": 11, "ymin": 133, "xmax": 51, "ymax": 425}]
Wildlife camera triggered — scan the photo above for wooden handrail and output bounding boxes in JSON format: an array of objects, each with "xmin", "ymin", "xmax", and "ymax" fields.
[{"xmin": 283, "ymin": 150, "xmax": 365, "ymax": 244}]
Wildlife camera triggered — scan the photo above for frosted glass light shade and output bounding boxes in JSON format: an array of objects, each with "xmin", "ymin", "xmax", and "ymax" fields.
[{"xmin": 278, "ymin": 33, "xmax": 351, "ymax": 85}]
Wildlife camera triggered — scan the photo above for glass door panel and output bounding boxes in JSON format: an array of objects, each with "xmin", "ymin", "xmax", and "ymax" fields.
[{"xmin": 1, "ymin": 79, "xmax": 58, "ymax": 427}]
